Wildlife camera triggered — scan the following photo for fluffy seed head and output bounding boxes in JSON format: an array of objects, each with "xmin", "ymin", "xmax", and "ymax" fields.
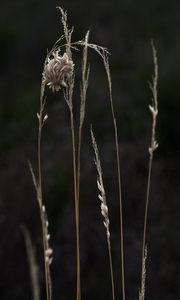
[{"xmin": 42, "ymin": 52, "xmax": 74, "ymax": 92}]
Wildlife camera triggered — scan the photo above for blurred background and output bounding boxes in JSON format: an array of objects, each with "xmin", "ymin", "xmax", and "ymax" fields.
[{"xmin": 1, "ymin": 0, "xmax": 180, "ymax": 299}]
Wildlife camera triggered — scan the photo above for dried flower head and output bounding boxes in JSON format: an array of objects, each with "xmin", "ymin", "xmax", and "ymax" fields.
[{"xmin": 42, "ymin": 51, "xmax": 74, "ymax": 92}]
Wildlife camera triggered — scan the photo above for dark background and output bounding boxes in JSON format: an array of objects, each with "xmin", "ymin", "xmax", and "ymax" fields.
[{"xmin": 1, "ymin": 0, "xmax": 180, "ymax": 299}]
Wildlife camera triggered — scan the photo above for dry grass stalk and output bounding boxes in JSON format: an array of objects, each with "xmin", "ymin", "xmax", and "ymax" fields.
[
  {"xmin": 36, "ymin": 61, "xmax": 51, "ymax": 300},
  {"xmin": 77, "ymin": 30, "xmax": 90, "ymax": 203},
  {"xmin": 56, "ymin": 8, "xmax": 81, "ymax": 300},
  {"xmin": 140, "ymin": 41, "xmax": 158, "ymax": 300},
  {"xmin": 43, "ymin": 205, "xmax": 53, "ymax": 300},
  {"xmin": 37, "ymin": 94, "xmax": 50, "ymax": 300},
  {"xmin": 21, "ymin": 224, "xmax": 40, "ymax": 300},
  {"xmin": 139, "ymin": 245, "xmax": 147, "ymax": 300},
  {"xmin": 28, "ymin": 161, "xmax": 53, "ymax": 300},
  {"xmin": 57, "ymin": 7, "xmax": 73, "ymax": 61},
  {"xmin": 91, "ymin": 127, "xmax": 115, "ymax": 300},
  {"xmin": 102, "ymin": 49, "xmax": 125, "ymax": 300}
]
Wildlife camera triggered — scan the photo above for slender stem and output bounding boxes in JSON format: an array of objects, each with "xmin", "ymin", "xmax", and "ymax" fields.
[
  {"xmin": 38, "ymin": 95, "xmax": 49, "ymax": 300},
  {"xmin": 69, "ymin": 108, "xmax": 81, "ymax": 300},
  {"xmin": 108, "ymin": 242, "xmax": 115, "ymax": 300},
  {"xmin": 77, "ymin": 126, "xmax": 82, "ymax": 205},
  {"xmin": 140, "ymin": 155, "xmax": 152, "ymax": 300},
  {"xmin": 140, "ymin": 42, "xmax": 158, "ymax": 300},
  {"xmin": 103, "ymin": 55, "xmax": 125, "ymax": 300},
  {"xmin": 115, "ymin": 128, "xmax": 125, "ymax": 300},
  {"xmin": 114, "ymin": 119, "xmax": 125, "ymax": 300}
]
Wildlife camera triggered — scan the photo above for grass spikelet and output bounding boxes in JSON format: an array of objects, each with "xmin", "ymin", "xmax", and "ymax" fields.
[
  {"xmin": 43, "ymin": 206, "xmax": 53, "ymax": 300},
  {"xmin": 91, "ymin": 126, "xmax": 115, "ymax": 300}
]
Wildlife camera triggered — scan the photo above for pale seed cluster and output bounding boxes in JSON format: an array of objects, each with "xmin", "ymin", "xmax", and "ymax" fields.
[
  {"xmin": 98, "ymin": 180, "xmax": 110, "ymax": 240},
  {"xmin": 42, "ymin": 52, "xmax": 74, "ymax": 92},
  {"xmin": 148, "ymin": 105, "xmax": 159, "ymax": 155},
  {"xmin": 43, "ymin": 206, "xmax": 53, "ymax": 265},
  {"xmin": 91, "ymin": 128, "xmax": 110, "ymax": 241}
]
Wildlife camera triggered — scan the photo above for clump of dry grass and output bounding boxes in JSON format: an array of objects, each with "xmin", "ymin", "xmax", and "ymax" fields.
[
  {"xmin": 26, "ymin": 7, "xmax": 158, "ymax": 300},
  {"xmin": 28, "ymin": 7, "xmax": 111, "ymax": 300}
]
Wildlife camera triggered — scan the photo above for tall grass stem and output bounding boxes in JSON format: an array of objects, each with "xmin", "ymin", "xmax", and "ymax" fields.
[
  {"xmin": 140, "ymin": 41, "xmax": 158, "ymax": 300},
  {"xmin": 103, "ymin": 54, "xmax": 125, "ymax": 300},
  {"xmin": 38, "ymin": 83, "xmax": 50, "ymax": 300}
]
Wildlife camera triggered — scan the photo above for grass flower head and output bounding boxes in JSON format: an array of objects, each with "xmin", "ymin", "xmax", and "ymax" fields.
[{"xmin": 42, "ymin": 51, "xmax": 74, "ymax": 92}]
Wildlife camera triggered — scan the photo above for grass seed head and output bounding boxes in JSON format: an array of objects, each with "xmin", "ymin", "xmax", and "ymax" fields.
[{"xmin": 42, "ymin": 52, "xmax": 74, "ymax": 92}]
